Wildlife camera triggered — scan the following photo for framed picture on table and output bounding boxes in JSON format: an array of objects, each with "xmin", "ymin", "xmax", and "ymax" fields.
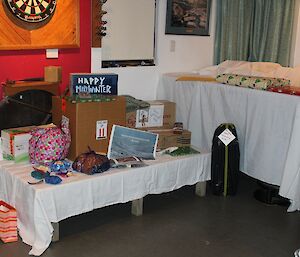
[
  {"xmin": 107, "ymin": 125, "xmax": 158, "ymax": 160},
  {"xmin": 165, "ymin": 0, "xmax": 211, "ymax": 36}
]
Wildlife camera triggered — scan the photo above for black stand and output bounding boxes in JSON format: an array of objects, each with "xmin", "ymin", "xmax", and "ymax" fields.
[{"xmin": 253, "ymin": 181, "xmax": 290, "ymax": 206}]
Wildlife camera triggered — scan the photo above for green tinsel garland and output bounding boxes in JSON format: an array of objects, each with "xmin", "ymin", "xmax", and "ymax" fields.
[{"xmin": 167, "ymin": 147, "xmax": 200, "ymax": 156}]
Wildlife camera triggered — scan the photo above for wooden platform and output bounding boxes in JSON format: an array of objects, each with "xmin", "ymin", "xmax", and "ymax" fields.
[{"xmin": 3, "ymin": 81, "xmax": 60, "ymax": 96}]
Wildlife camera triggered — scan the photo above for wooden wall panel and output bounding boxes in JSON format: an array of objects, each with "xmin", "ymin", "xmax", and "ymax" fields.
[
  {"xmin": 0, "ymin": 0, "xmax": 80, "ymax": 50},
  {"xmin": 91, "ymin": 0, "xmax": 101, "ymax": 47}
]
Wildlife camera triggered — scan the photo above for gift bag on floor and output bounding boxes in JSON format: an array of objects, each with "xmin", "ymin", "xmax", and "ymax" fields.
[
  {"xmin": 210, "ymin": 123, "xmax": 240, "ymax": 196},
  {"xmin": 0, "ymin": 201, "xmax": 18, "ymax": 243}
]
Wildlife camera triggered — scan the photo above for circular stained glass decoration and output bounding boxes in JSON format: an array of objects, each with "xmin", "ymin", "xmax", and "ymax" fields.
[{"xmin": 4, "ymin": 0, "xmax": 57, "ymax": 23}]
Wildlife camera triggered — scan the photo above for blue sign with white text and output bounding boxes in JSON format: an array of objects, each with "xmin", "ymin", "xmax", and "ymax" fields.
[{"xmin": 70, "ymin": 73, "xmax": 118, "ymax": 95}]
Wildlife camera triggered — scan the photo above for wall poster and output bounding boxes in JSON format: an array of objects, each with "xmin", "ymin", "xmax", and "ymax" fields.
[{"xmin": 165, "ymin": 0, "xmax": 211, "ymax": 36}]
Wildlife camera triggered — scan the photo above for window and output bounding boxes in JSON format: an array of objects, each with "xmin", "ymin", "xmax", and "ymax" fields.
[{"xmin": 214, "ymin": 0, "xmax": 295, "ymax": 67}]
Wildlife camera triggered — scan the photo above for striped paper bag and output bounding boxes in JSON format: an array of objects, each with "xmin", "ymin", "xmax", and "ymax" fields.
[{"xmin": 0, "ymin": 201, "xmax": 18, "ymax": 243}]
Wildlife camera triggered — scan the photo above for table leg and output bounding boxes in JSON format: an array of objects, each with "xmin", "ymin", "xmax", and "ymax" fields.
[
  {"xmin": 52, "ymin": 222, "xmax": 60, "ymax": 242},
  {"xmin": 195, "ymin": 181, "xmax": 206, "ymax": 197},
  {"xmin": 131, "ymin": 198, "xmax": 143, "ymax": 216}
]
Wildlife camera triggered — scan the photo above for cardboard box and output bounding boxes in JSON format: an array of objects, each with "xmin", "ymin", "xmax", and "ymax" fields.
[
  {"xmin": 52, "ymin": 96, "xmax": 126, "ymax": 160},
  {"xmin": 148, "ymin": 129, "xmax": 191, "ymax": 150},
  {"xmin": 1, "ymin": 126, "xmax": 35, "ymax": 162},
  {"xmin": 126, "ymin": 100, "xmax": 176, "ymax": 129},
  {"xmin": 1, "ymin": 124, "xmax": 56, "ymax": 162},
  {"xmin": 44, "ymin": 66, "xmax": 62, "ymax": 83}
]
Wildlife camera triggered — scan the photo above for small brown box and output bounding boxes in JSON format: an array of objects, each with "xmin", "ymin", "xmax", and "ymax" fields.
[
  {"xmin": 126, "ymin": 100, "xmax": 176, "ymax": 129},
  {"xmin": 149, "ymin": 129, "xmax": 191, "ymax": 150},
  {"xmin": 52, "ymin": 96, "xmax": 126, "ymax": 160},
  {"xmin": 44, "ymin": 66, "xmax": 62, "ymax": 83}
]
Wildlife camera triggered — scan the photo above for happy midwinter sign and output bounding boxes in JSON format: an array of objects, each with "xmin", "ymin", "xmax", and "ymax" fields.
[{"xmin": 70, "ymin": 73, "xmax": 118, "ymax": 95}]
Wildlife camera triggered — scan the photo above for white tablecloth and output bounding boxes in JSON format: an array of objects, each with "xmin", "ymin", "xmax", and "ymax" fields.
[
  {"xmin": 157, "ymin": 73, "xmax": 300, "ymax": 212},
  {"xmin": 0, "ymin": 152, "xmax": 211, "ymax": 255}
]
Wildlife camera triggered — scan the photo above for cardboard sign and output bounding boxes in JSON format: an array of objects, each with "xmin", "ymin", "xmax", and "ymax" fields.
[{"xmin": 70, "ymin": 73, "xmax": 118, "ymax": 95}]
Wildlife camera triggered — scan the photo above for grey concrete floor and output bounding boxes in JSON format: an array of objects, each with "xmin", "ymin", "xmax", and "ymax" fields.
[{"xmin": 1, "ymin": 174, "xmax": 299, "ymax": 257}]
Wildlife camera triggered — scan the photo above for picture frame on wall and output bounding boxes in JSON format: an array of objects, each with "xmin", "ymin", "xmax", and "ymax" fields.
[{"xmin": 165, "ymin": 0, "xmax": 211, "ymax": 36}]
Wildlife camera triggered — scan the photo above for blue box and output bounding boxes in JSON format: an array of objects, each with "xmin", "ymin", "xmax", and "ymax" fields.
[{"xmin": 70, "ymin": 73, "xmax": 118, "ymax": 95}]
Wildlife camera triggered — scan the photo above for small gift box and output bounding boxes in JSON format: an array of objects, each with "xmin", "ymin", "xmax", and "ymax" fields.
[{"xmin": 0, "ymin": 201, "xmax": 18, "ymax": 243}]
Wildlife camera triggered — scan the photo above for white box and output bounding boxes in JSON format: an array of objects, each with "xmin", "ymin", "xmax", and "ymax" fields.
[
  {"xmin": 126, "ymin": 100, "xmax": 176, "ymax": 129},
  {"xmin": 1, "ymin": 126, "xmax": 34, "ymax": 163}
]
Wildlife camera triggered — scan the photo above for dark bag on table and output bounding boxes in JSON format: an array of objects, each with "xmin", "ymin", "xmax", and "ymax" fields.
[
  {"xmin": 211, "ymin": 123, "xmax": 240, "ymax": 196},
  {"xmin": 72, "ymin": 148, "xmax": 110, "ymax": 175}
]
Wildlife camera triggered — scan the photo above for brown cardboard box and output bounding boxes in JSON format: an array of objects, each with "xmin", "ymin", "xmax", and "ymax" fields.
[
  {"xmin": 45, "ymin": 66, "xmax": 62, "ymax": 83},
  {"xmin": 52, "ymin": 96, "xmax": 126, "ymax": 160},
  {"xmin": 148, "ymin": 129, "xmax": 191, "ymax": 150},
  {"xmin": 126, "ymin": 100, "xmax": 176, "ymax": 129}
]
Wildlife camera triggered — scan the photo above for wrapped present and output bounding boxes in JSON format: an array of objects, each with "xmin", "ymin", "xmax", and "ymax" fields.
[
  {"xmin": 216, "ymin": 74, "xmax": 290, "ymax": 90},
  {"xmin": 267, "ymin": 86, "xmax": 300, "ymax": 96},
  {"xmin": 29, "ymin": 118, "xmax": 71, "ymax": 165},
  {"xmin": 0, "ymin": 201, "xmax": 18, "ymax": 243}
]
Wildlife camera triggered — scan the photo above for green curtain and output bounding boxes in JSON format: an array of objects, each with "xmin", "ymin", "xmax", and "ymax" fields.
[{"xmin": 214, "ymin": 0, "xmax": 295, "ymax": 67}]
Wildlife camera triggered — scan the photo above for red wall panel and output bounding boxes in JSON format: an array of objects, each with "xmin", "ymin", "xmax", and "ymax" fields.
[{"xmin": 0, "ymin": 0, "xmax": 91, "ymax": 99}]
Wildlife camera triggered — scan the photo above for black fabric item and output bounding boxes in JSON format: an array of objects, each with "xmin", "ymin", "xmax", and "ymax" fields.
[
  {"xmin": 210, "ymin": 123, "xmax": 240, "ymax": 196},
  {"xmin": 253, "ymin": 181, "xmax": 290, "ymax": 206},
  {"xmin": 0, "ymin": 90, "xmax": 53, "ymax": 130}
]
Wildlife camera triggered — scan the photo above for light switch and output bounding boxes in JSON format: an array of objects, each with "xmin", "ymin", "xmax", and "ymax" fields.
[
  {"xmin": 46, "ymin": 49, "xmax": 59, "ymax": 59},
  {"xmin": 170, "ymin": 40, "xmax": 176, "ymax": 52}
]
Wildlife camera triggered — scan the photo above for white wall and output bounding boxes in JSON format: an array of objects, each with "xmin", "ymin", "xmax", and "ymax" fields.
[
  {"xmin": 91, "ymin": 0, "xmax": 216, "ymax": 100},
  {"xmin": 156, "ymin": 0, "xmax": 215, "ymax": 73}
]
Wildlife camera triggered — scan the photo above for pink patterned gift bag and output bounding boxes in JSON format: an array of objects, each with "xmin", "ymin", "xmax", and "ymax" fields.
[
  {"xmin": 0, "ymin": 201, "xmax": 18, "ymax": 243},
  {"xmin": 29, "ymin": 118, "xmax": 71, "ymax": 165}
]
